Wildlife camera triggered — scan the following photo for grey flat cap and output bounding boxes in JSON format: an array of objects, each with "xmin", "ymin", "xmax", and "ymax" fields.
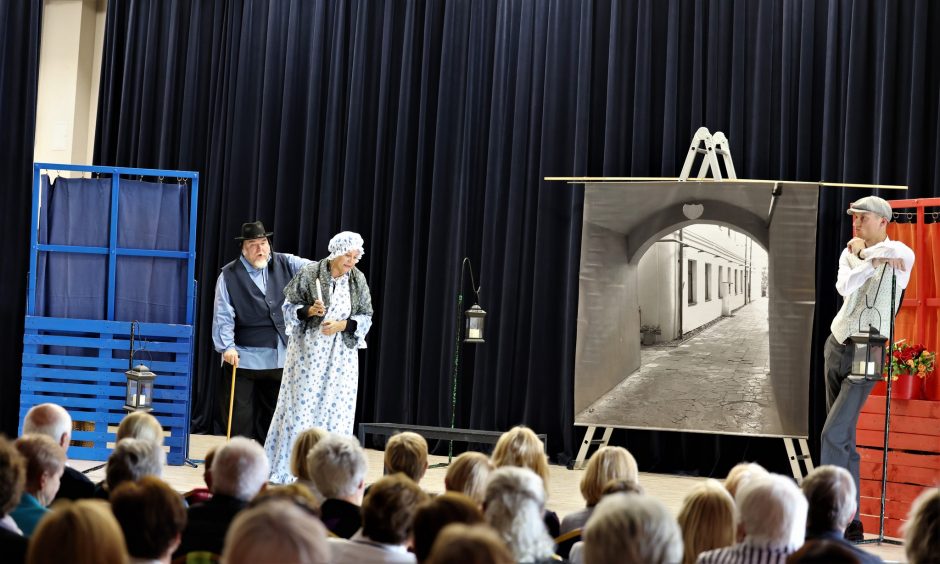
[{"xmin": 847, "ymin": 196, "xmax": 892, "ymax": 221}]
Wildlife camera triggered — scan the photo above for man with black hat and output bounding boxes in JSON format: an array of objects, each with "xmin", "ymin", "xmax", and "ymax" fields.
[
  {"xmin": 821, "ymin": 195, "xmax": 914, "ymax": 541},
  {"xmin": 212, "ymin": 221, "xmax": 315, "ymax": 443}
]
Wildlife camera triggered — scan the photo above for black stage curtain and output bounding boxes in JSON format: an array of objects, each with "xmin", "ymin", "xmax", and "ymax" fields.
[
  {"xmin": 0, "ymin": 0, "xmax": 42, "ymax": 436},
  {"xmin": 88, "ymin": 0, "xmax": 940, "ymax": 476}
]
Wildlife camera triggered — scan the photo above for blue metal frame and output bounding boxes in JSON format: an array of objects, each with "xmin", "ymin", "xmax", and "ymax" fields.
[{"xmin": 22, "ymin": 163, "xmax": 199, "ymax": 465}]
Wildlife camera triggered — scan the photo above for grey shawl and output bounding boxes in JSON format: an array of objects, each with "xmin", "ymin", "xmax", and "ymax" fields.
[{"xmin": 283, "ymin": 258, "xmax": 373, "ymax": 350}]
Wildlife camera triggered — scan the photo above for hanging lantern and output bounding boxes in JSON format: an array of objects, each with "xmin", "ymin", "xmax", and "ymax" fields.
[
  {"xmin": 124, "ymin": 364, "xmax": 156, "ymax": 412},
  {"xmin": 848, "ymin": 325, "xmax": 887, "ymax": 382},
  {"xmin": 464, "ymin": 303, "xmax": 487, "ymax": 344}
]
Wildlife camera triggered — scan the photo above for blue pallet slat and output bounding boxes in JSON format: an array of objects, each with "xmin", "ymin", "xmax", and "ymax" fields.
[
  {"xmin": 21, "ymin": 368, "xmax": 190, "ymax": 388},
  {"xmin": 36, "ymin": 244, "xmax": 108, "ymax": 255},
  {"xmin": 21, "ymin": 381, "xmax": 190, "ymax": 401},
  {"xmin": 25, "ymin": 316, "xmax": 193, "ymax": 338},
  {"xmin": 22, "ymin": 353, "xmax": 189, "ymax": 373},
  {"xmin": 23, "ymin": 334, "xmax": 191, "ymax": 352}
]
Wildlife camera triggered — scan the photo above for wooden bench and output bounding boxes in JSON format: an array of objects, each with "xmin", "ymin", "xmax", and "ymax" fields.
[{"xmin": 358, "ymin": 423, "xmax": 548, "ymax": 454}]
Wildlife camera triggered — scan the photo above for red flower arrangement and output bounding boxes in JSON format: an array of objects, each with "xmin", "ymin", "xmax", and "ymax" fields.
[{"xmin": 883, "ymin": 340, "xmax": 936, "ymax": 381}]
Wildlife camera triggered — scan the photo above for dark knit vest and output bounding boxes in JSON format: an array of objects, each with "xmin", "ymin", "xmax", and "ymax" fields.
[{"xmin": 221, "ymin": 253, "xmax": 292, "ymax": 347}]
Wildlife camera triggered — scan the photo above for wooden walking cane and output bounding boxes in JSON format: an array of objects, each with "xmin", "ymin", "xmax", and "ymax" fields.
[{"xmin": 226, "ymin": 364, "xmax": 237, "ymax": 440}]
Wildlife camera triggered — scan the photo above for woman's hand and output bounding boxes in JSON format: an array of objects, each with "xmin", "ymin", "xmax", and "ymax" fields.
[
  {"xmin": 321, "ymin": 319, "xmax": 347, "ymax": 336},
  {"xmin": 308, "ymin": 299, "xmax": 326, "ymax": 317}
]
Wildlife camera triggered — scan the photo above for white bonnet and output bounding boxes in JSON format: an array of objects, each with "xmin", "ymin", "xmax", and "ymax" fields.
[{"xmin": 327, "ymin": 231, "xmax": 365, "ymax": 261}]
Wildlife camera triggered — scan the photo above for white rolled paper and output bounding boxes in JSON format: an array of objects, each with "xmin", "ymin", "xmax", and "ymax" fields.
[{"xmin": 316, "ymin": 278, "xmax": 323, "ymax": 303}]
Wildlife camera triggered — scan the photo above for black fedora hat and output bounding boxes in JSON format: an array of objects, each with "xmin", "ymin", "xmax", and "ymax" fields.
[{"xmin": 234, "ymin": 221, "xmax": 274, "ymax": 241}]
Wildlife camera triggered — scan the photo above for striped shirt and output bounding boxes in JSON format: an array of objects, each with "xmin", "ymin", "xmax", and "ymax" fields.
[{"xmin": 696, "ymin": 541, "xmax": 793, "ymax": 564}]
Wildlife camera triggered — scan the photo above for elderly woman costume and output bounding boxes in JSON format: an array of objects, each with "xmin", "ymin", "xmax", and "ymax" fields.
[{"xmin": 264, "ymin": 232, "xmax": 373, "ymax": 483}]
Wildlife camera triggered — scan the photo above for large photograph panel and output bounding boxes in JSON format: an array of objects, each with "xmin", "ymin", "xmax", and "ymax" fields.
[{"xmin": 573, "ymin": 181, "xmax": 818, "ymax": 438}]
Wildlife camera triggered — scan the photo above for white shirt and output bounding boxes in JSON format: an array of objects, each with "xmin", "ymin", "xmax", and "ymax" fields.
[
  {"xmin": 830, "ymin": 236, "xmax": 915, "ymax": 344},
  {"xmin": 328, "ymin": 531, "xmax": 416, "ymax": 564}
]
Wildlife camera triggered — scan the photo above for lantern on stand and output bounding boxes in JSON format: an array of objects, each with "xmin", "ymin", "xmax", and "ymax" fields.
[
  {"xmin": 124, "ymin": 364, "xmax": 156, "ymax": 411},
  {"xmin": 848, "ymin": 324, "xmax": 887, "ymax": 382},
  {"xmin": 123, "ymin": 321, "xmax": 156, "ymax": 411},
  {"xmin": 464, "ymin": 303, "xmax": 487, "ymax": 343}
]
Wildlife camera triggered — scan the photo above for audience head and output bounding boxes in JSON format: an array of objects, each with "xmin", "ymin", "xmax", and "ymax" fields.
[
  {"xmin": 491, "ymin": 426, "xmax": 549, "ymax": 487},
  {"xmin": 801, "ymin": 465, "xmax": 856, "ymax": 533},
  {"xmin": 601, "ymin": 478, "xmax": 644, "ymax": 496},
  {"xmin": 425, "ymin": 523, "xmax": 514, "ymax": 564},
  {"xmin": 27, "ymin": 499, "xmax": 128, "ymax": 564},
  {"xmin": 110, "ymin": 476, "xmax": 186, "ymax": 561},
  {"xmin": 737, "ymin": 473, "xmax": 807, "ymax": 550},
  {"xmin": 290, "ymin": 427, "xmax": 327, "ymax": 482},
  {"xmin": 444, "ymin": 451, "xmax": 494, "ymax": 505},
  {"xmin": 0, "ymin": 435, "xmax": 26, "ymax": 517},
  {"xmin": 222, "ymin": 499, "xmax": 329, "ymax": 564},
  {"xmin": 22, "ymin": 403, "xmax": 72, "ymax": 451},
  {"xmin": 105, "ymin": 437, "xmax": 165, "ymax": 492},
  {"xmin": 583, "ymin": 492, "xmax": 683, "ymax": 564},
  {"xmin": 384, "ymin": 431, "xmax": 429, "ymax": 484},
  {"xmin": 580, "ymin": 446, "xmax": 639, "ymax": 507},
  {"xmin": 308, "ymin": 434, "xmax": 367, "ymax": 503},
  {"xmin": 212, "ymin": 437, "xmax": 270, "ymax": 501},
  {"xmin": 116, "ymin": 411, "xmax": 165, "ymax": 446},
  {"xmin": 904, "ymin": 487, "xmax": 940, "ymax": 564},
  {"xmin": 483, "ymin": 466, "xmax": 554, "ymax": 562},
  {"xmin": 361, "ymin": 473, "xmax": 429, "ymax": 545},
  {"xmin": 412, "ymin": 492, "xmax": 485, "ymax": 562},
  {"xmin": 677, "ymin": 479, "xmax": 735, "ymax": 564},
  {"xmin": 14, "ymin": 434, "xmax": 66, "ymax": 506},
  {"xmin": 250, "ymin": 483, "xmax": 320, "ymax": 515},
  {"xmin": 724, "ymin": 461, "xmax": 769, "ymax": 498}
]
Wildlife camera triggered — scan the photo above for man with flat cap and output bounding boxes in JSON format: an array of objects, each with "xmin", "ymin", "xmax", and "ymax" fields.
[
  {"xmin": 821, "ymin": 195, "xmax": 914, "ymax": 541},
  {"xmin": 212, "ymin": 221, "xmax": 314, "ymax": 443}
]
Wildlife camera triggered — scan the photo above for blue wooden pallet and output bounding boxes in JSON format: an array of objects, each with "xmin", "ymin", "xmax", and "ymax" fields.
[
  {"xmin": 21, "ymin": 164, "xmax": 198, "ymax": 465},
  {"xmin": 19, "ymin": 317, "xmax": 193, "ymax": 465}
]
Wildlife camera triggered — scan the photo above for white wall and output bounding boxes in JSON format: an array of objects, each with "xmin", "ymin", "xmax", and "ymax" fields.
[
  {"xmin": 34, "ymin": 0, "xmax": 107, "ymax": 169},
  {"xmin": 636, "ymin": 239, "xmax": 678, "ymax": 341},
  {"xmin": 637, "ymin": 224, "xmax": 768, "ymax": 340}
]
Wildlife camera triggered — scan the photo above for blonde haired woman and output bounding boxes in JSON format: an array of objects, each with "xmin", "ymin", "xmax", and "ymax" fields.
[
  {"xmin": 561, "ymin": 446, "xmax": 639, "ymax": 535},
  {"xmin": 290, "ymin": 427, "xmax": 327, "ymax": 501},
  {"xmin": 723, "ymin": 461, "xmax": 768, "ymax": 498},
  {"xmin": 677, "ymin": 479, "xmax": 735, "ymax": 564},
  {"xmin": 491, "ymin": 426, "xmax": 558, "ymax": 537},
  {"xmin": 27, "ymin": 499, "xmax": 128, "ymax": 564},
  {"xmin": 444, "ymin": 452, "xmax": 494, "ymax": 505},
  {"xmin": 116, "ymin": 411, "xmax": 164, "ymax": 446}
]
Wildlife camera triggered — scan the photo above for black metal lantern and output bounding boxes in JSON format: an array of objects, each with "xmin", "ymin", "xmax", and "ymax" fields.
[
  {"xmin": 848, "ymin": 325, "xmax": 888, "ymax": 382},
  {"xmin": 464, "ymin": 303, "xmax": 487, "ymax": 343},
  {"xmin": 124, "ymin": 364, "xmax": 156, "ymax": 412}
]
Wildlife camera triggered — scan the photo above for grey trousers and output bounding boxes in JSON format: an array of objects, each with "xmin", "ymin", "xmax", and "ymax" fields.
[{"xmin": 820, "ymin": 333, "xmax": 876, "ymax": 520}]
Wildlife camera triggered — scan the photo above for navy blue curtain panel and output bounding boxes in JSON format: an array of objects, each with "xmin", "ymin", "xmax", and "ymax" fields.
[
  {"xmin": 0, "ymin": 0, "xmax": 42, "ymax": 436},
  {"xmin": 90, "ymin": 0, "xmax": 940, "ymax": 474},
  {"xmin": 36, "ymin": 176, "xmax": 190, "ymax": 325}
]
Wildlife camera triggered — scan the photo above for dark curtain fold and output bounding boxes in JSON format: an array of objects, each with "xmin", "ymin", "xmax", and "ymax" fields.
[
  {"xmin": 0, "ymin": 0, "xmax": 42, "ymax": 436},
  {"xmin": 87, "ymin": 0, "xmax": 940, "ymax": 475}
]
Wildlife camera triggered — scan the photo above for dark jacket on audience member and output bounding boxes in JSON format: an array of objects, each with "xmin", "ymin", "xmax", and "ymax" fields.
[
  {"xmin": 802, "ymin": 529, "xmax": 883, "ymax": 564},
  {"xmin": 0, "ymin": 527, "xmax": 28, "ymax": 564},
  {"xmin": 319, "ymin": 498, "xmax": 362, "ymax": 539},
  {"xmin": 174, "ymin": 494, "xmax": 248, "ymax": 558},
  {"xmin": 53, "ymin": 466, "xmax": 95, "ymax": 502}
]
